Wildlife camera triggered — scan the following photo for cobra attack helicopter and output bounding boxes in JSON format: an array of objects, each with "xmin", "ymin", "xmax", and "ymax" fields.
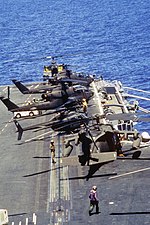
[
  {"xmin": 12, "ymin": 73, "xmax": 92, "ymax": 95},
  {"xmin": 12, "ymin": 78, "xmax": 93, "ymax": 101},
  {"xmin": 0, "ymin": 80, "xmax": 93, "ymax": 118}
]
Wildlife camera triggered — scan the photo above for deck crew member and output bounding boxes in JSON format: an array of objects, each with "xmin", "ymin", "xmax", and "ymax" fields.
[
  {"xmin": 131, "ymin": 131, "xmax": 141, "ymax": 150},
  {"xmin": 49, "ymin": 140, "xmax": 56, "ymax": 163},
  {"xmin": 82, "ymin": 98, "xmax": 87, "ymax": 114},
  {"xmin": 89, "ymin": 186, "xmax": 99, "ymax": 215},
  {"xmin": 76, "ymin": 131, "xmax": 92, "ymax": 166}
]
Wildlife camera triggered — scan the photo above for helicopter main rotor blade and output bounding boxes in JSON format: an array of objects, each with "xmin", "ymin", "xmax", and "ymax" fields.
[
  {"xmin": 137, "ymin": 117, "xmax": 150, "ymax": 122},
  {"xmin": 106, "ymin": 112, "xmax": 150, "ymax": 122},
  {"xmin": 106, "ymin": 113, "xmax": 137, "ymax": 121},
  {"xmin": 123, "ymin": 93, "xmax": 150, "ymax": 101},
  {"xmin": 124, "ymin": 86, "xmax": 150, "ymax": 95}
]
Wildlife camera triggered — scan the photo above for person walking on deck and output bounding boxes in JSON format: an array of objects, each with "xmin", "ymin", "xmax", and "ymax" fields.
[
  {"xmin": 82, "ymin": 98, "xmax": 87, "ymax": 114},
  {"xmin": 49, "ymin": 140, "xmax": 56, "ymax": 163},
  {"xmin": 89, "ymin": 186, "xmax": 99, "ymax": 215}
]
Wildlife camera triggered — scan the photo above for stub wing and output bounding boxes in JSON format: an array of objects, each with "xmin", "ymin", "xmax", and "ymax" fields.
[{"xmin": 61, "ymin": 152, "xmax": 117, "ymax": 166}]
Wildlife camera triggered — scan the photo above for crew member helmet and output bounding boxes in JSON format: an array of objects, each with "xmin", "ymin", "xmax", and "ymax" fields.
[
  {"xmin": 141, "ymin": 132, "xmax": 150, "ymax": 142},
  {"xmin": 141, "ymin": 132, "xmax": 150, "ymax": 139},
  {"xmin": 51, "ymin": 140, "xmax": 54, "ymax": 143},
  {"xmin": 92, "ymin": 185, "xmax": 97, "ymax": 191}
]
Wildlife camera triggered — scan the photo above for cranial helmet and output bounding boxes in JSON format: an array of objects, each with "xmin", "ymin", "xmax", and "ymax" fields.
[
  {"xmin": 92, "ymin": 186, "xmax": 97, "ymax": 191},
  {"xmin": 141, "ymin": 132, "xmax": 150, "ymax": 139}
]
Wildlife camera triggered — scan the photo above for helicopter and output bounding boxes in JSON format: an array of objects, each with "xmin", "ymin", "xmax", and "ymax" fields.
[
  {"xmin": 61, "ymin": 118, "xmax": 150, "ymax": 171},
  {"xmin": 43, "ymin": 56, "xmax": 94, "ymax": 85},
  {"xmin": 12, "ymin": 79, "xmax": 55, "ymax": 94},
  {"xmin": 12, "ymin": 76, "xmax": 92, "ymax": 95},
  {"xmin": 41, "ymin": 82, "xmax": 93, "ymax": 102},
  {"xmin": 13, "ymin": 110, "xmax": 118, "ymax": 169},
  {"xmin": 14, "ymin": 111, "xmax": 91, "ymax": 140},
  {"xmin": 0, "ymin": 82, "xmax": 93, "ymax": 116},
  {"xmin": 2, "ymin": 55, "xmax": 150, "ymax": 168},
  {"xmin": 12, "ymin": 78, "xmax": 92, "ymax": 101},
  {"xmin": 14, "ymin": 107, "xmax": 150, "ymax": 168}
]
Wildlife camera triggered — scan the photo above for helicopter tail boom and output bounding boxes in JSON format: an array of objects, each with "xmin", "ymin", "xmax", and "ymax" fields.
[
  {"xmin": 0, "ymin": 97, "xmax": 19, "ymax": 111},
  {"xmin": 12, "ymin": 80, "xmax": 30, "ymax": 94}
]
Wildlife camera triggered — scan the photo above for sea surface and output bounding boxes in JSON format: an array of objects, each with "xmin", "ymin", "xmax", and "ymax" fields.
[{"xmin": 0, "ymin": 0, "xmax": 150, "ymax": 132}]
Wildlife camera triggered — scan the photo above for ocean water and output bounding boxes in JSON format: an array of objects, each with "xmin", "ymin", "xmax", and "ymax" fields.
[{"xmin": 0, "ymin": 0, "xmax": 150, "ymax": 132}]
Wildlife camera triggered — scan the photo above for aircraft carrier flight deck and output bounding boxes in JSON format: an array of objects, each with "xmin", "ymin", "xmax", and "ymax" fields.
[{"xmin": 0, "ymin": 80, "xmax": 150, "ymax": 225}]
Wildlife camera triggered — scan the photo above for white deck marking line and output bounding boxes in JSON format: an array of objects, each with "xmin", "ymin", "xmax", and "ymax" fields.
[
  {"xmin": 49, "ymin": 164, "xmax": 57, "ymax": 202},
  {"xmin": 49, "ymin": 135, "xmax": 57, "ymax": 205},
  {"xmin": 23, "ymin": 94, "xmax": 32, "ymax": 104},
  {"xmin": 24, "ymin": 130, "xmax": 54, "ymax": 143},
  {"xmin": 0, "ymin": 117, "xmax": 13, "ymax": 134},
  {"xmin": 35, "ymin": 84, "xmax": 40, "ymax": 88},
  {"xmin": 63, "ymin": 166, "xmax": 70, "ymax": 201},
  {"xmin": 109, "ymin": 167, "xmax": 150, "ymax": 180},
  {"xmin": 1, "ymin": 86, "xmax": 8, "ymax": 92}
]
